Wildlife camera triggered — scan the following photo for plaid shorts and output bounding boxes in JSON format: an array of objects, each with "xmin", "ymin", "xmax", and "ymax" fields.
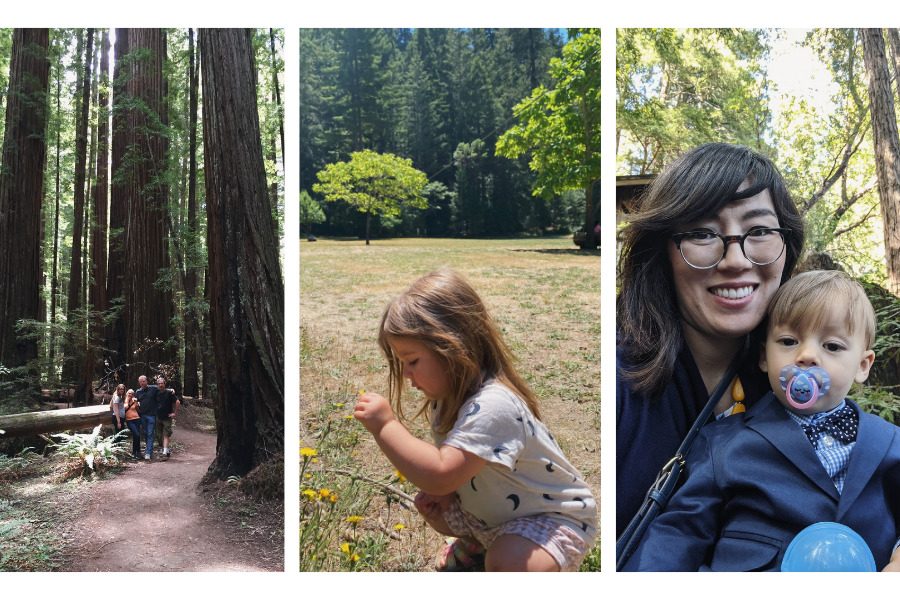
[{"xmin": 443, "ymin": 498, "xmax": 590, "ymax": 571}]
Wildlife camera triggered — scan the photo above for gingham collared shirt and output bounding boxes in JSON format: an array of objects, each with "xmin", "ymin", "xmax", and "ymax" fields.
[{"xmin": 786, "ymin": 400, "xmax": 856, "ymax": 494}]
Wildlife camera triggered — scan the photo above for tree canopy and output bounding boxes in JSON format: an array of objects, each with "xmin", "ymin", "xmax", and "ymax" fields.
[
  {"xmin": 496, "ymin": 28, "xmax": 601, "ymax": 247},
  {"xmin": 300, "ymin": 28, "xmax": 583, "ymax": 238},
  {"xmin": 312, "ymin": 149, "xmax": 427, "ymax": 244}
]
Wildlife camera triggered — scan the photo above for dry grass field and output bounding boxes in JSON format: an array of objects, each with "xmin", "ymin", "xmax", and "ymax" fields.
[{"xmin": 299, "ymin": 237, "xmax": 600, "ymax": 571}]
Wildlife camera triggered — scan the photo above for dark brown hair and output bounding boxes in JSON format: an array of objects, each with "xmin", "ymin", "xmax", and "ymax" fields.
[
  {"xmin": 378, "ymin": 268, "xmax": 541, "ymax": 433},
  {"xmin": 617, "ymin": 143, "xmax": 805, "ymax": 398}
]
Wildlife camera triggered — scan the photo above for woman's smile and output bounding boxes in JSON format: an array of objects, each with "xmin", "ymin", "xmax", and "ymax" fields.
[{"xmin": 668, "ymin": 187, "xmax": 785, "ymax": 347}]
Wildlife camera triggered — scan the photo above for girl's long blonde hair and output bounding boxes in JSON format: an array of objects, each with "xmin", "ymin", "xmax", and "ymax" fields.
[{"xmin": 377, "ymin": 268, "xmax": 541, "ymax": 434}]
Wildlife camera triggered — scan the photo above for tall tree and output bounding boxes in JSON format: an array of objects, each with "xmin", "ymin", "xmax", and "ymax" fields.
[
  {"xmin": 182, "ymin": 27, "xmax": 201, "ymax": 398},
  {"xmin": 0, "ymin": 28, "xmax": 50, "ymax": 389},
  {"xmin": 63, "ymin": 28, "xmax": 93, "ymax": 399},
  {"xmin": 87, "ymin": 29, "xmax": 110, "ymax": 387},
  {"xmin": 106, "ymin": 28, "xmax": 129, "ymax": 375},
  {"xmin": 861, "ymin": 28, "xmax": 900, "ymax": 295},
  {"xmin": 497, "ymin": 29, "xmax": 602, "ymax": 248},
  {"xmin": 121, "ymin": 28, "xmax": 176, "ymax": 386},
  {"xmin": 200, "ymin": 28, "xmax": 284, "ymax": 477}
]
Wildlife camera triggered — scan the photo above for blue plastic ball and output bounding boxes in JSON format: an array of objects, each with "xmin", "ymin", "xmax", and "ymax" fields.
[{"xmin": 782, "ymin": 522, "xmax": 876, "ymax": 572}]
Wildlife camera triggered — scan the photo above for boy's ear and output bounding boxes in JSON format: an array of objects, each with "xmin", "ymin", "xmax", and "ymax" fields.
[
  {"xmin": 855, "ymin": 349, "xmax": 876, "ymax": 384},
  {"xmin": 758, "ymin": 342, "xmax": 768, "ymax": 373}
]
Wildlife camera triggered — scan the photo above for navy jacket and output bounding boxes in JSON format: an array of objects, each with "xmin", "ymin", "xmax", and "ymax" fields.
[
  {"xmin": 616, "ymin": 340, "xmax": 767, "ymax": 537},
  {"xmin": 623, "ymin": 392, "xmax": 900, "ymax": 571}
]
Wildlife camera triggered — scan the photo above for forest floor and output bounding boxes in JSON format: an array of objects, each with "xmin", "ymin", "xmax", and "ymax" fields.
[
  {"xmin": 300, "ymin": 237, "xmax": 600, "ymax": 571},
  {"xmin": 0, "ymin": 401, "xmax": 283, "ymax": 572}
]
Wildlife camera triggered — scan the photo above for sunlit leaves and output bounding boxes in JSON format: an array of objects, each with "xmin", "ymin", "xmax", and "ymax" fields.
[{"xmin": 313, "ymin": 149, "xmax": 428, "ymax": 219}]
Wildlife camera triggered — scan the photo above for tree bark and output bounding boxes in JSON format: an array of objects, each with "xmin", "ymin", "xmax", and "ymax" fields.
[
  {"xmin": 105, "ymin": 28, "xmax": 129, "ymax": 379},
  {"xmin": 121, "ymin": 28, "xmax": 176, "ymax": 388},
  {"xmin": 0, "ymin": 405, "xmax": 111, "ymax": 438},
  {"xmin": 200, "ymin": 28, "xmax": 284, "ymax": 478},
  {"xmin": 63, "ymin": 28, "xmax": 94, "ymax": 401},
  {"xmin": 0, "ymin": 29, "xmax": 50, "ymax": 392},
  {"xmin": 183, "ymin": 29, "xmax": 201, "ymax": 398},
  {"xmin": 88, "ymin": 30, "xmax": 110, "ymax": 391},
  {"xmin": 861, "ymin": 28, "xmax": 900, "ymax": 296}
]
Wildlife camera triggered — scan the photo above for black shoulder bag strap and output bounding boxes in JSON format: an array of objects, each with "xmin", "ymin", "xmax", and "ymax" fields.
[{"xmin": 615, "ymin": 335, "xmax": 750, "ymax": 571}]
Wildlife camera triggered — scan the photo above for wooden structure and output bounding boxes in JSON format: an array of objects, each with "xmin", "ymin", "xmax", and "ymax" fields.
[{"xmin": 616, "ymin": 174, "xmax": 656, "ymax": 225}]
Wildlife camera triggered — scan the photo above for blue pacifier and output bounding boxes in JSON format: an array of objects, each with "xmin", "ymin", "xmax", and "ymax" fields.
[{"xmin": 779, "ymin": 365, "xmax": 831, "ymax": 410}]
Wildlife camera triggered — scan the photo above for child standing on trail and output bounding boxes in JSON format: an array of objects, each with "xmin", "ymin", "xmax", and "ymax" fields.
[{"xmin": 353, "ymin": 268, "xmax": 597, "ymax": 572}]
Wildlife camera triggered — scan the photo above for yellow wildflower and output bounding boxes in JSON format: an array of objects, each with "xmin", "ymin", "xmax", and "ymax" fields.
[
  {"xmin": 301, "ymin": 489, "xmax": 316, "ymax": 501},
  {"xmin": 340, "ymin": 542, "xmax": 351, "ymax": 555},
  {"xmin": 394, "ymin": 524, "xmax": 405, "ymax": 531},
  {"xmin": 299, "ymin": 447, "xmax": 317, "ymax": 457},
  {"xmin": 335, "ymin": 403, "xmax": 345, "ymax": 408},
  {"xmin": 394, "ymin": 470, "xmax": 406, "ymax": 483},
  {"xmin": 351, "ymin": 554, "xmax": 360, "ymax": 562},
  {"xmin": 346, "ymin": 515, "xmax": 362, "ymax": 523},
  {"xmin": 305, "ymin": 473, "xmax": 312, "ymax": 479},
  {"xmin": 312, "ymin": 458, "xmax": 318, "ymax": 463},
  {"xmin": 345, "ymin": 414, "xmax": 354, "ymax": 420},
  {"xmin": 319, "ymin": 488, "xmax": 331, "ymax": 499},
  {"xmin": 329, "ymin": 494, "xmax": 337, "ymax": 503}
]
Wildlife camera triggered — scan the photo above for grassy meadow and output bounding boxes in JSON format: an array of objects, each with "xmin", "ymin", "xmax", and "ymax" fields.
[{"xmin": 299, "ymin": 237, "xmax": 600, "ymax": 571}]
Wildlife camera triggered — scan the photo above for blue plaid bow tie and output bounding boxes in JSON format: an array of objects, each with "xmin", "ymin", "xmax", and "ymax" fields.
[{"xmin": 801, "ymin": 405, "xmax": 858, "ymax": 449}]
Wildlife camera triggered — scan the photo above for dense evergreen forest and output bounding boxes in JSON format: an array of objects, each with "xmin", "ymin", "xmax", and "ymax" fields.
[
  {"xmin": 0, "ymin": 28, "xmax": 284, "ymax": 478},
  {"xmin": 300, "ymin": 28, "xmax": 595, "ymax": 239}
]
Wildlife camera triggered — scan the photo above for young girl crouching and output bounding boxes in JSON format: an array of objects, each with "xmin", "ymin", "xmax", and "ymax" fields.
[{"xmin": 353, "ymin": 268, "xmax": 597, "ymax": 571}]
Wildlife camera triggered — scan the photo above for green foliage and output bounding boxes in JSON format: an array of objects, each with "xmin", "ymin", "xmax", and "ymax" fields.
[
  {"xmin": 849, "ymin": 385, "xmax": 900, "ymax": 424},
  {"xmin": 313, "ymin": 150, "xmax": 428, "ymax": 241},
  {"xmin": 301, "ymin": 28, "xmax": 567, "ymax": 237},
  {"xmin": 0, "ymin": 448, "xmax": 40, "ymax": 482},
  {"xmin": 299, "ymin": 190, "xmax": 326, "ymax": 235},
  {"xmin": 579, "ymin": 542, "xmax": 601, "ymax": 572},
  {"xmin": 496, "ymin": 29, "xmax": 601, "ymax": 229},
  {"xmin": 615, "ymin": 28, "xmax": 771, "ymax": 175},
  {"xmin": 50, "ymin": 425, "xmax": 129, "ymax": 479}
]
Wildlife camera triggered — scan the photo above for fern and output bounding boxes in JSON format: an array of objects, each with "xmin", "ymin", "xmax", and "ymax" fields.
[{"xmin": 51, "ymin": 426, "xmax": 130, "ymax": 479}]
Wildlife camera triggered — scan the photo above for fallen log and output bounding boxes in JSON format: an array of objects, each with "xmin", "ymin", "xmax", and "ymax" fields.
[{"xmin": 0, "ymin": 405, "xmax": 112, "ymax": 438}]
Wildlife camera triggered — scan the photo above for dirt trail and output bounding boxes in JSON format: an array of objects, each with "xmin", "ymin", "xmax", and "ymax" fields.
[{"xmin": 58, "ymin": 427, "xmax": 279, "ymax": 572}]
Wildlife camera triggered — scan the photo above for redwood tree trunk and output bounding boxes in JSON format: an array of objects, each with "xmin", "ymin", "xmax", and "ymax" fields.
[
  {"xmin": 200, "ymin": 28, "xmax": 284, "ymax": 478},
  {"xmin": 182, "ymin": 28, "xmax": 200, "ymax": 398},
  {"xmin": 861, "ymin": 28, "xmax": 900, "ymax": 296},
  {"xmin": 106, "ymin": 28, "xmax": 129, "ymax": 380},
  {"xmin": 121, "ymin": 28, "xmax": 176, "ymax": 388},
  {"xmin": 64, "ymin": 28, "xmax": 94, "ymax": 401},
  {"xmin": 0, "ymin": 29, "xmax": 50, "ymax": 391},
  {"xmin": 88, "ymin": 30, "xmax": 110, "ymax": 390}
]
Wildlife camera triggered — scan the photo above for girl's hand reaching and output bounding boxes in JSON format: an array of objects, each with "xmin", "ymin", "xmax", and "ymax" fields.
[
  {"xmin": 414, "ymin": 491, "xmax": 456, "ymax": 536},
  {"xmin": 354, "ymin": 392, "xmax": 395, "ymax": 434}
]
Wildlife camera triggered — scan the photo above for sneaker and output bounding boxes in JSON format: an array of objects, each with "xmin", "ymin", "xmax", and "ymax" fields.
[{"xmin": 144, "ymin": 454, "xmax": 151, "ymax": 460}]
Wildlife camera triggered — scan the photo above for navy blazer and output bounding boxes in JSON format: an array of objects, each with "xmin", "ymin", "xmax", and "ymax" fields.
[{"xmin": 623, "ymin": 392, "xmax": 900, "ymax": 571}]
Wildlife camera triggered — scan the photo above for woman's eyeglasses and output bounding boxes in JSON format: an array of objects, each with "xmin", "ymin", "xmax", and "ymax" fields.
[{"xmin": 670, "ymin": 227, "xmax": 790, "ymax": 269}]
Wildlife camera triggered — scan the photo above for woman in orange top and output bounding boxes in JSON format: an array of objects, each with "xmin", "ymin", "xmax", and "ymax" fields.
[{"xmin": 123, "ymin": 389, "xmax": 142, "ymax": 459}]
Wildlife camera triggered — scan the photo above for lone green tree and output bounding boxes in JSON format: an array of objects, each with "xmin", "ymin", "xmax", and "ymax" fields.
[
  {"xmin": 313, "ymin": 149, "xmax": 428, "ymax": 244},
  {"xmin": 496, "ymin": 29, "xmax": 601, "ymax": 249},
  {"xmin": 299, "ymin": 190, "xmax": 326, "ymax": 237}
]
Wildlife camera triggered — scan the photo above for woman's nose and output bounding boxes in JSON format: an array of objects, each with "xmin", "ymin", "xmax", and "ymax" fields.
[{"xmin": 716, "ymin": 237, "xmax": 752, "ymax": 271}]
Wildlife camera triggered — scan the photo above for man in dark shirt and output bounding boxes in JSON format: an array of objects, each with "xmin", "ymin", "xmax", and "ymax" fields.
[
  {"xmin": 155, "ymin": 377, "xmax": 180, "ymax": 460},
  {"xmin": 135, "ymin": 375, "xmax": 160, "ymax": 460}
]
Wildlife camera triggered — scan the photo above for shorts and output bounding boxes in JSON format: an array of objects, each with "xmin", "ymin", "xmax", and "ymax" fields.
[
  {"xmin": 443, "ymin": 498, "xmax": 590, "ymax": 571},
  {"xmin": 155, "ymin": 417, "xmax": 173, "ymax": 438}
]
